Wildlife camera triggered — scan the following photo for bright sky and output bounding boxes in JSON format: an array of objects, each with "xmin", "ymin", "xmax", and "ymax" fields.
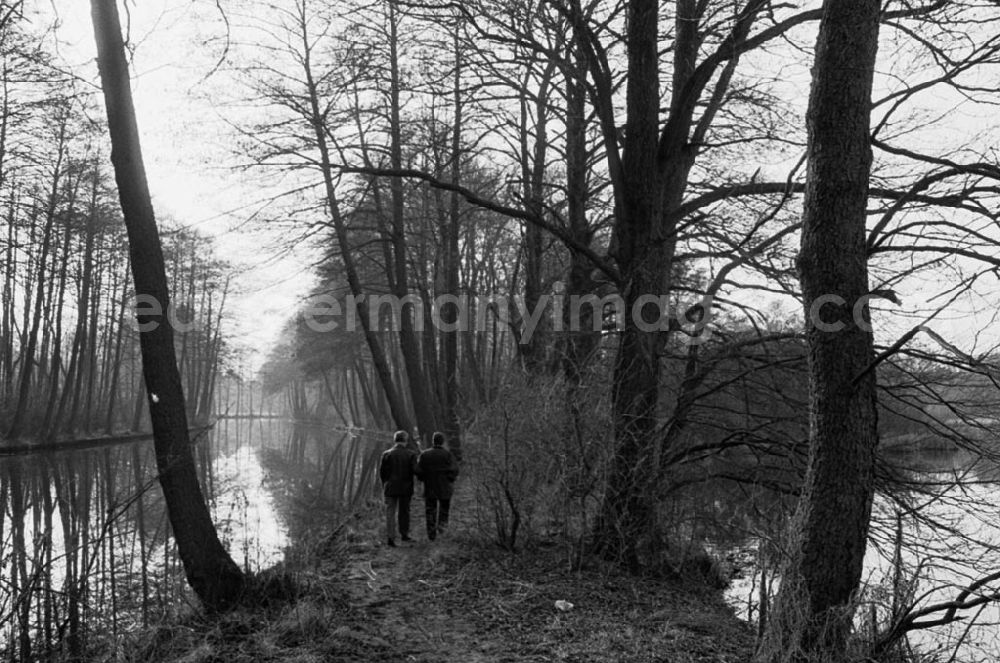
[
  {"xmin": 37, "ymin": 1, "xmax": 1000, "ymax": 371},
  {"xmin": 46, "ymin": 0, "xmax": 312, "ymax": 373}
]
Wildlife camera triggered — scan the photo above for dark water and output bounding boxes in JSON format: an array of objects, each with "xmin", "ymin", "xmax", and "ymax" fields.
[{"xmin": 0, "ymin": 419, "xmax": 383, "ymax": 660}]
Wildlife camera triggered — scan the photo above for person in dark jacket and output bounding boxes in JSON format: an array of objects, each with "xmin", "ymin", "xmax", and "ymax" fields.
[
  {"xmin": 417, "ymin": 432, "xmax": 459, "ymax": 541},
  {"xmin": 379, "ymin": 430, "xmax": 418, "ymax": 547}
]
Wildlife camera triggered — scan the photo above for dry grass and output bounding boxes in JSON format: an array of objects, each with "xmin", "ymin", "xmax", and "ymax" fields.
[{"xmin": 105, "ymin": 493, "xmax": 753, "ymax": 663}]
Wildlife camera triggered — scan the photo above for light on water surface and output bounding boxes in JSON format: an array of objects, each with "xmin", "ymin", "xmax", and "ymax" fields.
[
  {"xmin": 211, "ymin": 445, "xmax": 289, "ymax": 569},
  {"xmin": 0, "ymin": 419, "xmax": 343, "ymax": 656},
  {"xmin": 725, "ymin": 448, "xmax": 1000, "ymax": 659}
]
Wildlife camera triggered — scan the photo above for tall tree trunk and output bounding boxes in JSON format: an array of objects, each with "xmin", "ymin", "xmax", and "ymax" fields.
[
  {"xmin": 64, "ymin": 182, "xmax": 99, "ymax": 434},
  {"xmin": 516, "ymin": 59, "xmax": 555, "ymax": 371},
  {"xmin": 0, "ymin": 189, "xmax": 13, "ymax": 404},
  {"xmin": 6, "ymin": 122, "xmax": 66, "ymax": 440},
  {"xmin": 198, "ymin": 277, "xmax": 229, "ymax": 421},
  {"xmin": 41, "ymin": 212, "xmax": 74, "ymax": 437},
  {"xmin": 583, "ymin": 0, "xmax": 759, "ymax": 565},
  {"xmin": 0, "ymin": 68, "xmax": 13, "ymax": 406},
  {"xmin": 442, "ymin": 22, "xmax": 463, "ymax": 457},
  {"xmin": 593, "ymin": 0, "xmax": 665, "ymax": 568},
  {"xmin": 561, "ymin": 44, "xmax": 597, "ymax": 383},
  {"xmin": 82, "ymin": 240, "xmax": 104, "ymax": 430},
  {"xmin": 104, "ymin": 282, "xmax": 127, "ymax": 433},
  {"xmin": 386, "ymin": 0, "xmax": 437, "ymax": 443},
  {"xmin": 90, "ymin": 0, "xmax": 244, "ymax": 611},
  {"xmin": 294, "ymin": 0, "xmax": 412, "ymax": 432},
  {"xmin": 754, "ymin": 0, "xmax": 881, "ymax": 659}
]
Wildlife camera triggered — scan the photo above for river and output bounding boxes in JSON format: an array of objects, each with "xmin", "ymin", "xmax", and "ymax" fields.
[
  {"xmin": 0, "ymin": 418, "xmax": 383, "ymax": 660},
  {"xmin": 725, "ymin": 445, "xmax": 1000, "ymax": 660},
  {"xmin": 8, "ymin": 421, "xmax": 993, "ymax": 660}
]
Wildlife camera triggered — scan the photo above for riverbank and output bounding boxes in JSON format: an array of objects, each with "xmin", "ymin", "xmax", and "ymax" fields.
[
  {"xmin": 0, "ymin": 423, "xmax": 214, "ymax": 455},
  {"xmin": 118, "ymin": 495, "xmax": 754, "ymax": 662}
]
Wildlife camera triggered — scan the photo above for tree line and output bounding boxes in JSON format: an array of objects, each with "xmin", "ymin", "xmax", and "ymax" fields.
[
  {"xmin": 0, "ymin": 6, "xmax": 234, "ymax": 442},
  {"xmin": 5, "ymin": 0, "xmax": 997, "ymax": 659},
  {"xmin": 239, "ymin": 0, "xmax": 1000, "ymax": 659}
]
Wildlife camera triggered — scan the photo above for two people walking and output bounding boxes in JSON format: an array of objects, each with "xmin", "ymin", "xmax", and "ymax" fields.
[{"xmin": 379, "ymin": 430, "xmax": 459, "ymax": 547}]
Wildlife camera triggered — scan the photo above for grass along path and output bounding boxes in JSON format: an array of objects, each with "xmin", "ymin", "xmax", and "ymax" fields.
[{"xmin": 121, "ymin": 488, "xmax": 754, "ymax": 662}]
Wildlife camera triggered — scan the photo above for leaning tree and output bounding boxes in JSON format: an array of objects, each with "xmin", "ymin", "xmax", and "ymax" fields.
[{"xmin": 90, "ymin": 0, "xmax": 244, "ymax": 611}]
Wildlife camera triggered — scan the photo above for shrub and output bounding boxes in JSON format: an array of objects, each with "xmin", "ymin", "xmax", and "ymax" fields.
[{"xmin": 465, "ymin": 371, "xmax": 611, "ymax": 561}]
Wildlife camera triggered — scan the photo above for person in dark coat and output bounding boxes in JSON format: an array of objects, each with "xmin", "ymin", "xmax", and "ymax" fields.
[
  {"xmin": 379, "ymin": 430, "xmax": 418, "ymax": 547},
  {"xmin": 417, "ymin": 432, "xmax": 459, "ymax": 541}
]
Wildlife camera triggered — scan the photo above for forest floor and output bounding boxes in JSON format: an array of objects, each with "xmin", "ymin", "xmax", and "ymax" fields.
[{"xmin": 124, "ymin": 490, "xmax": 755, "ymax": 663}]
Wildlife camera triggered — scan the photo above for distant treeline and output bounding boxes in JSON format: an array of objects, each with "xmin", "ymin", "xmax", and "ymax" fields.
[{"xmin": 0, "ymin": 18, "xmax": 233, "ymax": 442}]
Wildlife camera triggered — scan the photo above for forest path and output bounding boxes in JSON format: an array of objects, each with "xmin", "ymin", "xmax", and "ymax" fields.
[
  {"xmin": 328, "ymin": 491, "xmax": 503, "ymax": 662},
  {"xmin": 317, "ymin": 494, "xmax": 754, "ymax": 663},
  {"xmin": 339, "ymin": 529, "xmax": 494, "ymax": 662},
  {"xmin": 138, "ymin": 488, "xmax": 752, "ymax": 662}
]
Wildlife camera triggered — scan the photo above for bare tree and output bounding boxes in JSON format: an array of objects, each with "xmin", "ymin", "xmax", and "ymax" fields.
[
  {"xmin": 89, "ymin": 0, "xmax": 244, "ymax": 611},
  {"xmin": 753, "ymin": 0, "xmax": 882, "ymax": 657}
]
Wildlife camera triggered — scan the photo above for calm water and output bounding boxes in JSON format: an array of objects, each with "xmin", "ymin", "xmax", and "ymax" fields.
[
  {"xmin": 726, "ymin": 447, "xmax": 1000, "ymax": 660},
  {"xmin": 0, "ymin": 419, "xmax": 383, "ymax": 660}
]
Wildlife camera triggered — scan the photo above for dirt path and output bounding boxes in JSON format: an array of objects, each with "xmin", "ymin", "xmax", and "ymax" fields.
[
  {"xmin": 338, "ymin": 535, "xmax": 494, "ymax": 661},
  {"xmin": 327, "ymin": 496, "xmax": 501, "ymax": 662},
  {"xmin": 317, "ymin": 500, "xmax": 753, "ymax": 663},
  {"xmin": 133, "ymin": 493, "xmax": 753, "ymax": 662}
]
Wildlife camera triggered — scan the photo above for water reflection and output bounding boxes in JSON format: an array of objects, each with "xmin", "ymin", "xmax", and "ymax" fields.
[
  {"xmin": 726, "ymin": 446, "xmax": 1000, "ymax": 659},
  {"xmin": 213, "ymin": 446, "xmax": 288, "ymax": 571},
  {"xmin": 0, "ymin": 418, "xmax": 382, "ymax": 660}
]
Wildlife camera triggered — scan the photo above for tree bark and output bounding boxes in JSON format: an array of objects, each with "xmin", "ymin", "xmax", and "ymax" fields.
[
  {"xmin": 90, "ymin": 0, "xmax": 244, "ymax": 611},
  {"xmin": 442, "ymin": 22, "xmax": 463, "ymax": 457},
  {"xmin": 592, "ymin": 0, "xmax": 666, "ymax": 568},
  {"xmin": 754, "ymin": 0, "xmax": 881, "ymax": 658},
  {"xmin": 561, "ymin": 43, "xmax": 598, "ymax": 384}
]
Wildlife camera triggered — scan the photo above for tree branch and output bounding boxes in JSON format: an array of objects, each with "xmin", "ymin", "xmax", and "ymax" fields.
[{"xmin": 334, "ymin": 163, "xmax": 621, "ymax": 283}]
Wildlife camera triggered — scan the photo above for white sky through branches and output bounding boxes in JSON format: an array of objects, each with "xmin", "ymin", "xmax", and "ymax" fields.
[
  {"xmin": 47, "ymin": 0, "xmax": 310, "ymax": 372},
  {"xmin": 35, "ymin": 0, "xmax": 1000, "ymax": 373}
]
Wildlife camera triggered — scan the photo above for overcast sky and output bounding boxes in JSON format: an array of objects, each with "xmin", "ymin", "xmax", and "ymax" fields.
[
  {"xmin": 39, "ymin": 1, "xmax": 1000, "ymax": 371},
  {"xmin": 49, "ymin": 0, "xmax": 311, "ymax": 372}
]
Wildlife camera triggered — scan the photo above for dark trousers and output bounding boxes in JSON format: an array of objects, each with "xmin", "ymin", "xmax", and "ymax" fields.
[
  {"xmin": 385, "ymin": 494, "xmax": 412, "ymax": 540},
  {"xmin": 425, "ymin": 497, "xmax": 451, "ymax": 540}
]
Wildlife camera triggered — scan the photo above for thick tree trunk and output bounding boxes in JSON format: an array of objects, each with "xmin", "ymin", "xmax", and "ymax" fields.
[
  {"xmin": 517, "ymin": 61, "xmax": 555, "ymax": 371},
  {"xmin": 90, "ymin": 0, "xmax": 244, "ymax": 611},
  {"xmin": 561, "ymin": 48, "xmax": 598, "ymax": 384},
  {"xmin": 594, "ymin": 0, "xmax": 665, "ymax": 568},
  {"xmin": 754, "ymin": 0, "xmax": 881, "ymax": 659}
]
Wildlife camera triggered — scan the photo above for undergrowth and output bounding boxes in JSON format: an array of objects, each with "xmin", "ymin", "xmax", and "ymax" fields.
[{"xmin": 101, "ymin": 494, "xmax": 755, "ymax": 663}]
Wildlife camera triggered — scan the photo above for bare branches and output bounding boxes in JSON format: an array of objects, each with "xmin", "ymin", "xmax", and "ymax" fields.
[
  {"xmin": 874, "ymin": 570, "xmax": 1000, "ymax": 656},
  {"xmin": 333, "ymin": 162, "xmax": 621, "ymax": 283}
]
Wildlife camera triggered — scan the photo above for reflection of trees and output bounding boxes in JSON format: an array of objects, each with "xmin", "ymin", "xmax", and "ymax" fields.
[
  {"xmin": 259, "ymin": 423, "xmax": 382, "ymax": 509},
  {"xmin": 692, "ymin": 336, "xmax": 1000, "ymax": 657},
  {"xmin": 0, "ymin": 444, "xmax": 176, "ymax": 659},
  {"xmin": 0, "ymin": 420, "xmax": 362, "ymax": 658}
]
